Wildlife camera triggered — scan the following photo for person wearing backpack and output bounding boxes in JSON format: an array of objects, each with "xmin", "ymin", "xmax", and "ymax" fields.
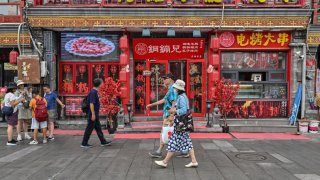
[
  {"xmin": 43, "ymin": 84, "xmax": 65, "ymax": 141},
  {"xmin": 81, "ymin": 78, "xmax": 111, "ymax": 148},
  {"xmin": 2, "ymin": 82, "xmax": 25, "ymax": 146},
  {"xmin": 16, "ymin": 80, "xmax": 32, "ymax": 141},
  {"xmin": 29, "ymin": 89, "xmax": 48, "ymax": 145}
]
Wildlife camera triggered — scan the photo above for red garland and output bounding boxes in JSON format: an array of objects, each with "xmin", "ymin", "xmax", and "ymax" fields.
[{"xmin": 209, "ymin": 78, "xmax": 240, "ymax": 126}]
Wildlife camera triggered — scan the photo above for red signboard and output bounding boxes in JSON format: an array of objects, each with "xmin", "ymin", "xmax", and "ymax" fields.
[
  {"xmin": 133, "ymin": 38, "xmax": 205, "ymax": 60},
  {"xmin": 219, "ymin": 32, "xmax": 291, "ymax": 49}
]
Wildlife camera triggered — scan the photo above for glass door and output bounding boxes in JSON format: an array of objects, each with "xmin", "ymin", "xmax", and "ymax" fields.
[
  {"xmin": 146, "ymin": 60, "xmax": 168, "ymax": 116},
  {"xmin": 186, "ymin": 60, "xmax": 206, "ymax": 116},
  {"xmin": 169, "ymin": 61, "xmax": 186, "ymax": 82}
]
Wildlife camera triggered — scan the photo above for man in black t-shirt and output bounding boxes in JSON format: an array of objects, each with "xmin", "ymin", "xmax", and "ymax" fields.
[{"xmin": 81, "ymin": 78, "xmax": 111, "ymax": 148}]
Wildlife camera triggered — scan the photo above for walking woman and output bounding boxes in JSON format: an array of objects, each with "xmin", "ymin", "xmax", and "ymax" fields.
[
  {"xmin": 155, "ymin": 79, "xmax": 198, "ymax": 168},
  {"xmin": 2, "ymin": 82, "xmax": 25, "ymax": 145}
]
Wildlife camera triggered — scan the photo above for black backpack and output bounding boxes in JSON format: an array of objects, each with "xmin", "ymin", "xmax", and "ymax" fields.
[{"xmin": 81, "ymin": 95, "xmax": 89, "ymax": 113}]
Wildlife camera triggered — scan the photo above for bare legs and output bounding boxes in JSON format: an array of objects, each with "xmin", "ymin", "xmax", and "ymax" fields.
[
  {"xmin": 7, "ymin": 125, "xmax": 14, "ymax": 141},
  {"xmin": 33, "ymin": 128, "xmax": 47, "ymax": 141},
  {"xmin": 189, "ymin": 149, "xmax": 198, "ymax": 163},
  {"xmin": 17, "ymin": 120, "xmax": 29, "ymax": 137},
  {"xmin": 48, "ymin": 122, "xmax": 54, "ymax": 137},
  {"xmin": 163, "ymin": 152, "xmax": 175, "ymax": 164}
]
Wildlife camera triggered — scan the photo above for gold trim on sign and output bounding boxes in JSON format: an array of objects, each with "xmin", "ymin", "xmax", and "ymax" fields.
[{"xmin": 0, "ymin": 33, "xmax": 30, "ymax": 46}]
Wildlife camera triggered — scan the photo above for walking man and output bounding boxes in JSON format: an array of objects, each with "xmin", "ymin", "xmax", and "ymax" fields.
[
  {"xmin": 43, "ymin": 84, "xmax": 65, "ymax": 140},
  {"xmin": 81, "ymin": 78, "xmax": 111, "ymax": 148},
  {"xmin": 147, "ymin": 73, "xmax": 189, "ymax": 158}
]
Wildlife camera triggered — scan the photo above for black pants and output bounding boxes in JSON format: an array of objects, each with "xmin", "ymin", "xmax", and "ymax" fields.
[{"xmin": 82, "ymin": 112, "xmax": 106, "ymax": 145}]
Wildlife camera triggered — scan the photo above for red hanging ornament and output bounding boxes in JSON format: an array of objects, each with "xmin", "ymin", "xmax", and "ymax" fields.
[
  {"xmin": 9, "ymin": 50, "xmax": 19, "ymax": 65},
  {"xmin": 120, "ymin": 35, "xmax": 128, "ymax": 50},
  {"xmin": 119, "ymin": 70, "xmax": 127, "ymax": 82},
  {"xmin": 120, "ymin": 53, "xmax": 129, "ymax": 66},
  {"xmin": 210, "ymin": 37, "xmax": 220, "ymax": 51}
]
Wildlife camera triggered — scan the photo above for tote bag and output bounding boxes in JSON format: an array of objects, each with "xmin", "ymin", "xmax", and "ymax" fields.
[{"xmin": 161, "ymin": 125, "xmax": 174, "ymax": 144}]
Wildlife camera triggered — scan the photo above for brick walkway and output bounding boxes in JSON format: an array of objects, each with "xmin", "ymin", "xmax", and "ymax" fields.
[{"xmin": 0, "ymin": 135, "xmax": 319, "ymax": 180}]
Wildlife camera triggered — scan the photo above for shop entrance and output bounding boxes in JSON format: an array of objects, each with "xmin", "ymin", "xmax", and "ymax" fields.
[{"xmin": 145, "ymin": 59, "xmax": 206, "ymax": 117}]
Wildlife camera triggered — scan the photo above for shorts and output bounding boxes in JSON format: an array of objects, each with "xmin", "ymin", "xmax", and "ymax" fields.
[
  {"xmin": 18, "ymin": 107, "xmax": 32, "ymax": 120},
  {"xmin": 31, "ymin": 118, "xmax": 47, "ymax": 129},
  {"xmin": 47, "ymin": 109, "xmax": 57, "ymax": 122},
  {"xmin": 6, "ymin": 111, "xmax": 18, "ymax": 126}
]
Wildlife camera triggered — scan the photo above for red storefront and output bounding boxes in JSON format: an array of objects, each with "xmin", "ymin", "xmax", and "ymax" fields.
[
  {"xmin": 212, "ymin": 31, "xmax": 292, "ymax": 118},
  {"xmin": 132, "ymin": 38, "xmax": 207, "ymax": 117},
  {"xmin": 58, "ymin": 32, "xmax": 130, "ymax": 117}
]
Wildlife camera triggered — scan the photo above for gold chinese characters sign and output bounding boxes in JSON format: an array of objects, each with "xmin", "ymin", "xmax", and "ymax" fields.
[
  {"xmin": 17, "ymin": 55, "xmax": 40, "ymax": 84},
  {"xmin": 28, "ymin": 16, "xmax": 308, "ymax": 28},
  {"xmin": 219, "ymin": 32, "xmax": 291, "ymax": 48},
  {"xmin": 307, "ymin": 32, "xmax": 320, "ymax": 45}
]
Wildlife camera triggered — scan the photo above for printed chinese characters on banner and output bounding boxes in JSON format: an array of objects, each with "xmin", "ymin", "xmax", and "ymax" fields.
[
  {"xmin": 133, "ymin": 38, "xmax": 205, "ymax": 60},
  {"xmin": 219, "ymin": 32, "xmax": 291, "ymax": 48}
]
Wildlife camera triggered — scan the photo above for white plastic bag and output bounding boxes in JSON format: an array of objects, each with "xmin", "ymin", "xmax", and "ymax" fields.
[{"xmin": 161, "ymin": 126, "xmax": 174, "ymax": 144}]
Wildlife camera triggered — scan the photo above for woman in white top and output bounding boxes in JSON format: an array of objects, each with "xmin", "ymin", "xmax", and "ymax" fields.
[{"xmin": 3, "ymin": 82, "xmax": 25, "ymax": 146}]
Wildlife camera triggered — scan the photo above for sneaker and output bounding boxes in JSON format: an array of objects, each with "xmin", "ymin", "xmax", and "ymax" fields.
[
  {"xmin": 81, "ymin": 144, "xmax": 93, "ymax": 148},
  {"xmin": 149, "ymin": 151, "xmax": 162, "ymax": 158},
  {"xmin": 43, "ymin": 139, "xmax": 47, "ymax": 144},
  {"xmin": 25, "ymin": 134, "xmax": 32, "ymax": 140},
  {"xmin": 6, "ymin": 140, "xmax": 17, "ymax": 146},
  {"xmin": 101, "ymin": 141, "xmax": 112, "ymax": 146},
  {"xmin": 11, "ymin": 139, "xmax": 18, "ymax": 143},
  {"xmin": 29, "ymin": 140, "xmax": 39, "ymax": 145},
  {"xmin": 17, "ymin": 134, "xmax": 22, "ymax": 141},
  {"xmin": 155, "ymin": 160, "xmax": 167, "ymax": 168},
  {"xmin": 176, "ymin": 152, "xmax": 190, "ymax": 158},
  {"xmin": 48, "ymin": 136, "xmax": 55, "ymax": 141}
]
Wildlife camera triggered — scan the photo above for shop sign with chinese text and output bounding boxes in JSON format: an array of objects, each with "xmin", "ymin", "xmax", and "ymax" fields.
[
  {"xmin": 17, "ymin": 55, "xmax": 40, "ymax": 84},
  {"xmin": 219, "ymin": 32, "xmax": 291, "ymax": 49},
  {"xmin": 133, "ymin": 38, "xmax": 205, "ymax": 60}
]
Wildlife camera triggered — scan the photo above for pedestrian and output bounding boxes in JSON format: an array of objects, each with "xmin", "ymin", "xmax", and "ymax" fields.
[
  {"xmin": 29, "ymin": 89, "xmax": 48, "ymax": 145},
  {"xmin": 43, "ymin": 84, "xmax": 65, "ymax": 140},
  {"xmin": 2, "ymin": 82, "xmax": 25, "ymax": 146},
  {"xmin": 16, "ymin": 80, "xmax": 32, "ymax": 141},
  {"xmin": 147, "ymin": 73, "xmax": 189, "ymax": 158},
  {"xmin": 155, "ymin": 80, "xmax": 198, "ymax": 168},
  {"xmin": 81, "ymin": 78, "xmax": 111, "ymax": 148}
]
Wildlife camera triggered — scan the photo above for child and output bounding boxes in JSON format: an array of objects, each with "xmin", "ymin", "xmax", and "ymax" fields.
[{"xmin": 29, "ymin": 89, "xmax": 48, "ymax": 145}]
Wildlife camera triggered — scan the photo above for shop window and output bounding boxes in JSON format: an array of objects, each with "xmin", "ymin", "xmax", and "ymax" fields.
[
  {"xmin": 76, "ymin": 64, "xmax": 89, "ymax": 93},
  {"xmin": 107, "ymin": 64, "xmax": 119, "ymax": 81},
  {"xmin": 134, "ymin": 61, "xmax": 146, "ymax": 114},
  {"xmin": 62, "ymin": 64, "xmax": 73, "ymax": 94},
  {"xmin": 150, "ymin": 63, "xmax": 166, "ymax": 112},
  {"xmin": 238, "ymin": 72, "xmax": 267, "ymax": 82},
  {"xmin": 92, "ymin": 64, "xmax": 105, "ymax": 81}
]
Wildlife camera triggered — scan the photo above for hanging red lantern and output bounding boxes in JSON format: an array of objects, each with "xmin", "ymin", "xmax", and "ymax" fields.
[
  {"xmin": 120, "ymin": 86, "xmax": 127, "ymax": 99},
  {"xmin": 119, "ymin": 70, "xmax": 127, "ymax": 82},
  {"xmin": 120, "ymin": 35, "xmax": 128, "ymax": 50},
  {"xmin": 209, "ymin": 54, "xmax": 220, "ymax": 66},
  {"xmin": 210, "ymin": 70, "xmax": 219, "ymax": 82},
  {"xmin": 120, "ymin": 53, "xmax": 129, "ymax": 65},
  {"xmin": 9, "ymin": 50, "xmax": 19, "ymax": 65},
  {"xmin": 210, "ymin": 37, "xmax": 220, "ymax": 50}
]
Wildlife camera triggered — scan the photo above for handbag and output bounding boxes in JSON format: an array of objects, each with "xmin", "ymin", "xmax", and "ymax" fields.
[
  {"xmin": 23, "ymin": 94, "xmax": 31, "ymax": 109},
  {"xmin": 176, "ymin": 94, "xmax": 194, "ymax": 132},
  {"xmin": 2, "ymin": 106, "xmax": 14, "ymax": 116},
  {"xmin": 161, "ymin": 125, "xmax": 174, "ymax": 144}
]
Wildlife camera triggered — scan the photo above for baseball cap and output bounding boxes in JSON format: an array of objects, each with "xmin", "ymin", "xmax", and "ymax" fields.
[{"xmin": 162, "ymin": 73, "xmax": 175, "ymax": 81}]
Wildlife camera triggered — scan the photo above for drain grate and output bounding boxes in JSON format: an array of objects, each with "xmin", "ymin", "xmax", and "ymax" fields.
[{"xmin": 235, "ymin": 153, "xmax": 267, "ymax": 161}]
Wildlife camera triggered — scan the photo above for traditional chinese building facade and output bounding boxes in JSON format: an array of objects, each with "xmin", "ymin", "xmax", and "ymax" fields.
[{"xmin": 1, "ymin": 0, "xmax": 316, "ymax": 128}]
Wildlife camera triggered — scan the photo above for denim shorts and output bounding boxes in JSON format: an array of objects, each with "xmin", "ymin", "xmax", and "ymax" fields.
[{"xmin": 31, "ymin": 118, "xmax": 47, "ymax": 129}]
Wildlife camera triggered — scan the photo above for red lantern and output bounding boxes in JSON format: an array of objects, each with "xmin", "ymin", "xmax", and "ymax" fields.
[
  {"xmin": 120, "ymin": 86, "xmax": 127, "ymax": 99},
  {"xmin": 210, "ymin": 37, "xmax": 220, "ymax": 50},
  {"xmin": 210, "ymin": 70, "xmax": 219, "ymax": 82},
  {"xmin": 119, "ymin": 70, "xmax": 127, "ymax": 82},
  {"xmin": 209, "ymin": 54, "xmax": 220, "ymax": 66},
  {"xmin": 120, "ymin": 53, "xmax": 129, "ymax": 65},
  {"xmin": 9, "ymin": 50, "xmax": 18, "ymax": 65},
  {"xmin": 120, "ymin": 35, "xmax": 128, "ymax": 50}
]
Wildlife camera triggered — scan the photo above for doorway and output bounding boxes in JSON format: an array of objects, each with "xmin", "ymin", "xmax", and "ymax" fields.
[{"xmin": 144, "ymin": 59, "xmax": 206, "ymax": 117}]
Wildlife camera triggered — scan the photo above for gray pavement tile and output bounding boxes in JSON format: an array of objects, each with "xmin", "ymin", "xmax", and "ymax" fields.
[
  {"xmin": 139, "ymin": 143, "xmax": 154, "ymax": 150},
  {"xmin": 217, "ymin": 167, "xmax": 250, "ymax": 180},
  {"xmin": 270, "ymin": 153, "xmax": 293, "ymax": 163},
  {"xmin": 213, "ymin": 140, "xmax": 238, "ymax": 152},
  {"xmin": 295, "ymin": 174, "xmax": 320, "ymax": 180},
  {"xmin": 197, "ymin": 170, "xmax": 225, "ymax": 180},
  {"xmin": 206, "ymin": 150, "xmax": 237, "ymax": 168},
  {"xmin": 0, "ymin": 167, "xmax": 16, "ymax": 179},
  {"xmin": 99, "ymin": 149, "xmax": 121, "ymax": 158},
  {"xmin": 0, "ymin": 146, "xmax": 42, "ymax": 163},
  {"xmin": 235, "ymin": 162, "xmax": 274, "ymax": 180},
  {"xmin": 78, "ymin": 158, "xmax": 113, "ymax": 180},
  {"xmin": 101, "ymin": 173, "xmax": 127, "ymax": 180},
  {"xmin": 200, "ymin": 142, "xmax": 219, "ymax": 150},
  {"xmin": 258, "ymin": 163, "xmax": 300, "ymax": 180},
  {"xmin": 279, "ymin": 163, "xmax": 316, "ymax": 175}
]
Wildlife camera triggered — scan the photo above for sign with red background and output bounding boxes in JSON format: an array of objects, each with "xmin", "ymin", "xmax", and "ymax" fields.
[
  {"xmin": 133, "ymin": 38, "xmax": 205, "ymax": 60},
  {"xmin": 218, "ymin": 32, "xmax": 291, "ymax": 49}
]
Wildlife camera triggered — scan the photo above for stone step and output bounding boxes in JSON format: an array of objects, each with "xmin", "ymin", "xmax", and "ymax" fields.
[
  {"xmin": 220, "ymin": 118, "xmax": 290, "ymax": 126},
  {"xmin": 228, "ymin": 125, "xmax": 297, "ymax": 133}
]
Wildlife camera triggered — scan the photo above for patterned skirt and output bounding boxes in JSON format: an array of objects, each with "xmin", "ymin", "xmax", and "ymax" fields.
[{"xmin": 166, "ymin": 116, "xmax": 193, "ymax": 152}]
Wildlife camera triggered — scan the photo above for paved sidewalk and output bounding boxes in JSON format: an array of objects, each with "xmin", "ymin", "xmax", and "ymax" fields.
[{"xmin": 0, "ymin": 135, "xmax": 320, "ymax": 180}]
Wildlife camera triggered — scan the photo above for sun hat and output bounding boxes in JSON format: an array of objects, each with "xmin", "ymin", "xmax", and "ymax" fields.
[
  {"xmin": 16, "ymin": 80, "xmax": 24, "ymax": 86},
  {"xmin": 173, "ymin": 79, "xmax": 185, "ymax": 91}
]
